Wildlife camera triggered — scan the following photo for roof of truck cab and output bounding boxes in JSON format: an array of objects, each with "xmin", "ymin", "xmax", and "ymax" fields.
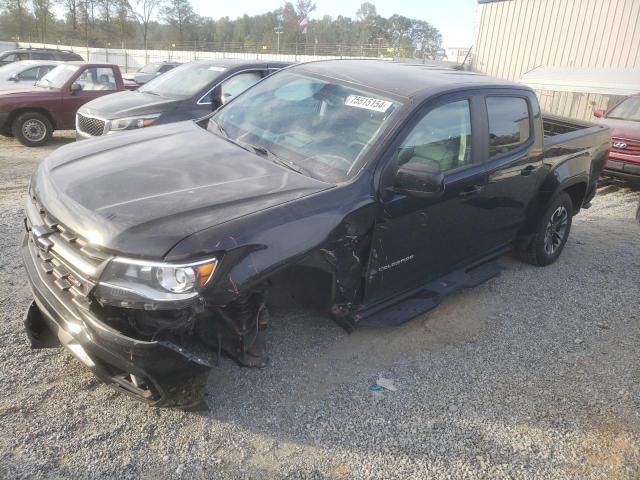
[
  {"xmin": 293, "ymin": 59, "xmax": 529, "ymax": 100},
  {"xmin": 188, "ymin": 58, "xmax": 292, "ymax": 68}
]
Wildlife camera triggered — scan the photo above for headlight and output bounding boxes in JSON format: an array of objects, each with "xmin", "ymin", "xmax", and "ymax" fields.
[
  {"xmin": 108, "ymin": 114, "xmax": 160, "ymax": 132},
  {"xmin": 94, "ymin": 257, "xmax": 218, "ymax": 310}
]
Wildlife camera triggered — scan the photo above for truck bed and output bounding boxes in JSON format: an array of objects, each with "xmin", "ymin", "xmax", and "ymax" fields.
[
  {"xmin": 543, "ymin": 114, "xmax": 596, "ymax": 137},
  {"xmin": 543, "ymin": 114, "xmax": 610, "ymax": 151}
]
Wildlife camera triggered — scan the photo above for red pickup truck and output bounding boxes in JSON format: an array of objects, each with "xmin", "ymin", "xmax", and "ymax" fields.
[{"xmin": 0, "ymin": 62, "xmax": 125, "ymax": 146}]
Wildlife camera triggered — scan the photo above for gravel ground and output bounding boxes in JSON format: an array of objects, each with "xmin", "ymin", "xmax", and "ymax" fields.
[{"xmin": 1, "ymin": 131, "xmax": 639, "ymax": 479}]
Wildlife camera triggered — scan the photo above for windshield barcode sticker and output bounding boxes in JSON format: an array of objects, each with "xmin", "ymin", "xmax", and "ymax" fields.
[{"xmin": 345, "ymin": 95, "xmax": 392, "ymax": 112}]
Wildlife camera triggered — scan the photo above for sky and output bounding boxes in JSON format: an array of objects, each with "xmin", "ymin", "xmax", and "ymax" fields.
[{"xmin": 190, "ymin": 0, "xmax": 479, "ymax": 47}]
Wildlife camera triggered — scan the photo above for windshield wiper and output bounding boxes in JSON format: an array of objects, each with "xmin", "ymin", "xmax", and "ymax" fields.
[
  {"xmin": 249, "ymin": 145, "xmax": 313, "ymax": 176},
  {"xmin": 209, "ymin": 120, "xmax": 313, "ymax": 177}
]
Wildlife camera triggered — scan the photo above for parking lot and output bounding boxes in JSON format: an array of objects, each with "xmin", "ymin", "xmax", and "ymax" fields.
[{"xmin": 1, "ymin": 132, "xmax": 639, "ymax": 479}]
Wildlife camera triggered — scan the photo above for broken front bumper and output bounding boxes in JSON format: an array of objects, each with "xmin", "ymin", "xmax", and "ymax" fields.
[{"xmin": 21, "ymin": 234, "xmax": 211, "ymax": 408}]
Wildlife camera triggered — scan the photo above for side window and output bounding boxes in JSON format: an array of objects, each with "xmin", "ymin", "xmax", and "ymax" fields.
[
  {"xmin": 159, "ymin": 64, "xmax": 173, "ymax": 73},
  {"xmin": 75, "ymin": 67, "xmax": 117, "ymax": 91},
  {"xmin": 30, "ymin": 52, "xmax": 51, "ymax": 60},
  {"xmin": 39, "ymin": 66, "xmax": 55, "ymax": 78},
  {"xmin": 19, "ymin": 67, "xmax": 40, "ymax": 81},
  {"xmin": 2, "ymin": 54, "xmax": 16, "ymax": 62},
  {"xmin": 220, "ymin": 71, "xmax": 264, "ymax": 101},
  {"xmin": 399, "ymin": 100, "xmax": 473, "ymax": 172},
  {"xmin": 486, "ymin": 96, "xmax": 531, "ymax": 158}
]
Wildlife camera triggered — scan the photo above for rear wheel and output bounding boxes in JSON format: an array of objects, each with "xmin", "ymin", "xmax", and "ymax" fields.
[
  {"xmin": 516, "ymin": 192, "xmax": 573, "ymax": 266},
  {"xmin": 12, "ymin": 112, "xmax": 53, "ymax": 147}
]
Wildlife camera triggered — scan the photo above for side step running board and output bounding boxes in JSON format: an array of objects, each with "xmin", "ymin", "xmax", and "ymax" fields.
[{"xmin": 352, "ymin": 261, "xmax": 501, "ymax": 328}]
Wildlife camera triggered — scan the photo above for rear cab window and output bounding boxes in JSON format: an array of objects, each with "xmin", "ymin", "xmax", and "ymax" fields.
[{"xmin": 486, "ymin": 96, "xmax": 531, "ymax": 158}]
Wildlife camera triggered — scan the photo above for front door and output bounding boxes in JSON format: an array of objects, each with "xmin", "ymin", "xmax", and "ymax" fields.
[
  {"xmin": 366, "ymin": 95, "xmax": 490, "ymax": 305},
  {"xmin": 60, "ymin": 66, "xmax": 120, "ymax": 128}
]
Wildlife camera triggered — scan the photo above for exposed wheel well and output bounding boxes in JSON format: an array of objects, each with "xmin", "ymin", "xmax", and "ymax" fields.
[
  {"xmin": 563, "ymin": 182, "xmax": 587, "ymax": 214},
  {"xmin": 9, "ymin": 108, "xmax": 56, "ymax": 130},
  {"xmin": 267, "ymin": 265, "xmax": 334, "ymax": 312}
]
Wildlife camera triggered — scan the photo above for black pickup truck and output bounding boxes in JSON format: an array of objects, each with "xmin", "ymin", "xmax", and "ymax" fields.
[{"xmin": 21, "ymin": 60, "xmax": 610, "ymax": 408}]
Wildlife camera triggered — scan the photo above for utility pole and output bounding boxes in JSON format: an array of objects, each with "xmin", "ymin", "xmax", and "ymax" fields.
[{"xmin": 274, "ymin": 27, "xmax": 284, "ymax": 55}]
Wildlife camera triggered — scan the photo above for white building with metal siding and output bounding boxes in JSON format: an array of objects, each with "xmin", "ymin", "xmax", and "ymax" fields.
[{"xmin": 472, "ymin": 0, "xmax": 640, "ymax": 119}]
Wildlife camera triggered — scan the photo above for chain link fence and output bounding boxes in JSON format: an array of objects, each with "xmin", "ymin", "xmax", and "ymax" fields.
[{"xmin": 2, "ymin": 39, "xmax": 463, "ymax": 73}]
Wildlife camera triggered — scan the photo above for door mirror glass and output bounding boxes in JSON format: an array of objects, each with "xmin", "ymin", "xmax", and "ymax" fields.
[
  {"xmin": 593, "ymin": 109, "xmax": 605, "ymax": 118},
  {"xmin": 210, "ymin": 86, "xmax": 222, "ymax": 111},
  {"xmin": 71, "ymin": 82, "xmax": 83, "ymax": 92},
  {"xmin": 393, "ymin": 161, "xmax": 445, "ymax": 198}
]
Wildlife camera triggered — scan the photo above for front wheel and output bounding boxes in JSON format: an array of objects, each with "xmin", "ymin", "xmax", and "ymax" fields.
[
  {"xmin": 12, "ymin": 112, "xmax": 53, "ymax": 147},
  {"xmin": 516, "ymin": 192, "xmax": 573, "ymax": 266}
]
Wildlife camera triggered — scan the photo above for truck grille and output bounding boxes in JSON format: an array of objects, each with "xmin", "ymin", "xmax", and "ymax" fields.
[
  {"xmin": 25, "ymin": 195, "xmax": 111, "ymax": 311},
  {"xmin": 77, "ymin": 113, "xmax": 106, "ymax": 137},
  {"xmin": 611, "ymin": 137, "xmax": 640, "ymax": 156}
]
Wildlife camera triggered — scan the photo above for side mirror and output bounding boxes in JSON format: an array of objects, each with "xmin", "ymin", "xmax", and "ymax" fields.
[
  {"xmin": 9, "ymin": 73, "xmax": 20, "ymax": 81},
  {"xmin": 393, "ymin": 162, "xmax": 445, "ymax": 198},
  {"xmin": 70, "ymin": 82, "xmax": 83, "ymax": 93},
  {"xmin": 210, "ymin": 86, "xmax": 222, "ymax": 111},
  {"xmin": 593, "ymin": 109, "xmax": 606, "ymax": 118},
  {"xmin": 221, "ymin": 92, "xmax": 233, "ymax": 105}
]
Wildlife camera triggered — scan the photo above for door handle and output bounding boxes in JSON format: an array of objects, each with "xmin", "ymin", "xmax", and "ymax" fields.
[
  {"xmin": 520, "ymin": 165, "xmax": 538, "ymax": 177},
  {"xmin": 459, "ymin": 185, "xmax": 483, "ymax": 198}
]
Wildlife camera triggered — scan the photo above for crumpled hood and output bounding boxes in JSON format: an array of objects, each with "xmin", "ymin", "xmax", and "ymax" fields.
[
  {"xmin": 33, "ymin": 121, "xmax": 332, "ymax": 258},
  {"xmin": 79, "ymin": 90, "xmax": 180, "ymax": 119}
]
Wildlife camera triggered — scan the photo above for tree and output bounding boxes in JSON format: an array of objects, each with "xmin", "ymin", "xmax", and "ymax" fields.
[
  {"xmin": 355, "ymin": 2, "xmax": 376, "ymax": 21},
  {"xmin": 411, "ymin": 19, "xmax": 442, "ymax": 58},
  {"xmin": 160, "ymin": 0, "xmax": 194, "ymax": 44},
  {"xmin": 1, "ymin": 0, "xmax": 29, "ymax": 39},
  {"xmin": 295, "ymin": 0, "xmax": 315, "ymax": 21},
  {"xmin": 131, "ymin": 0, "xmax": 162, "ymax": 49},
  {"xmin": 32, "ymin": 0, "xmax": 53, "ymax": 42},
  {"xmin": 64, "ymin": 0, "xmax": 79, "ymax": 38}
]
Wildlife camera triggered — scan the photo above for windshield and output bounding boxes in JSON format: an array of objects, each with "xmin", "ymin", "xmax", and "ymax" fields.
[
  {"xmin": 607, "ymin": 97, "xmax": 640, "ymax": 122},
  {"xmin": 36, "ymin": 64, "xmax": 79, "ymax": 88},
  {"xmin": 139, "ymin": 63, "xmax": 225, "ymax": 99},
  {"xmin": 209, "ymin": 71, "xmax": 402, "ymax": 182},
  {"xmin": 138, "ymin": 63, "xmax": 160, "ymax": 74}
]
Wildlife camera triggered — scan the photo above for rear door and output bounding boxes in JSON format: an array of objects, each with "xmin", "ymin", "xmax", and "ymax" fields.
[
  {"xmin": 365, "ymin": 93, "xmax": 491, "ymax": 304},
  {"xmin": 472, "ymin": 91, "xmax": 546, "ymax": 253}
]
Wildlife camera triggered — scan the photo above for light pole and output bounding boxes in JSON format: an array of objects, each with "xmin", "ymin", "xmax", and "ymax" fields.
[{"xmin": 274, "ymin": 27, "xmax": 283, "ymax": 55}]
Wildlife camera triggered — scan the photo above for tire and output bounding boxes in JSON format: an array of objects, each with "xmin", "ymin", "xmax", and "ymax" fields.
[
  {"xmin": 516, "ymin": 192, "xmax": 573, "ymax": 266},
  {"xmin": 12, "ymin": 112, "xmax": 53, "ymax": 147}
]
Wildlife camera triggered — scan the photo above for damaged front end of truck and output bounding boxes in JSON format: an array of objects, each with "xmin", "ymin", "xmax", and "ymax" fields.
[
  {"xmin": 21, "ymin": 186, "xmax": 278, "ymax": 408},
  {"xmin": 21, "ymin": 176, "xmax": 377, "ymax": 408}
]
